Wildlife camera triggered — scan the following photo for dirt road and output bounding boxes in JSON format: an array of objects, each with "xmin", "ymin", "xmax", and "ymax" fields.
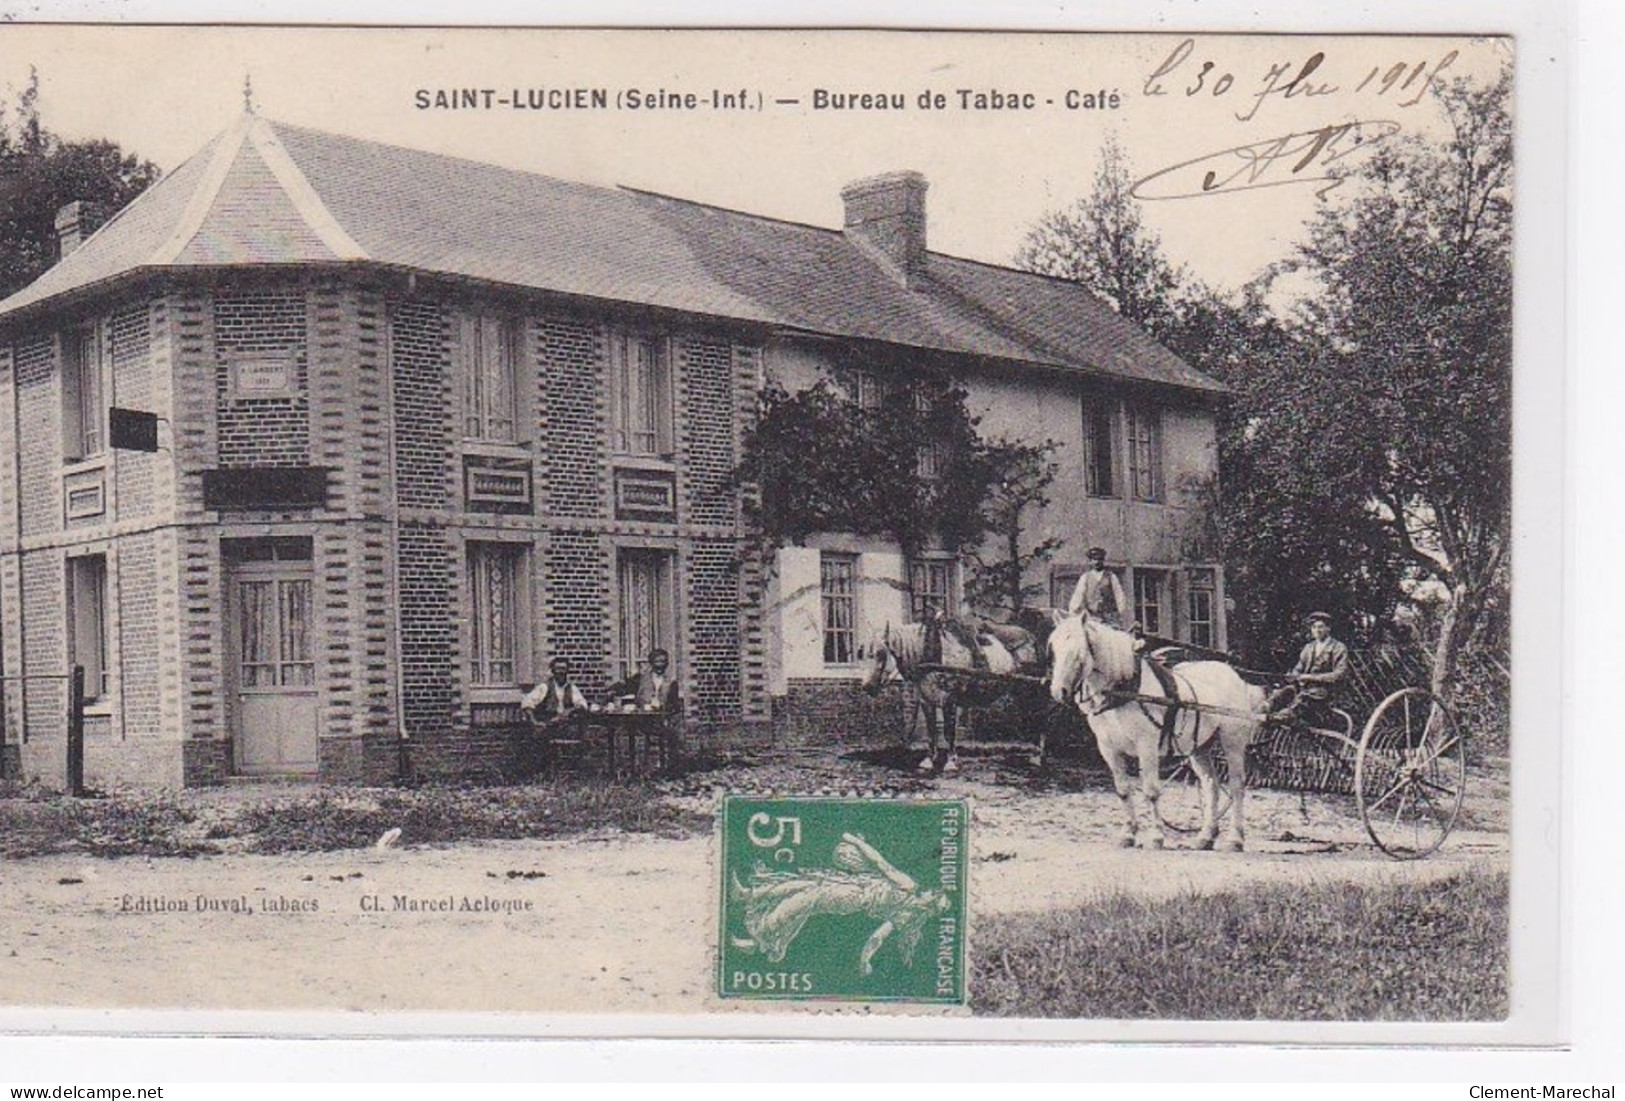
[{"xmin": 0, "ymin": 769, "xmax": 1507, "ymax": 1016}]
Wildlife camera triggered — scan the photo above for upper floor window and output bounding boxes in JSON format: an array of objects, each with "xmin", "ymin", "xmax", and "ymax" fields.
[
  {"xmin": 1082, "ymin": 399, "xmax": 1117, "ymax": 498},
  {"xmin": 1127, "ymin": 405, "xmax": 1163, "ymax": 503},
  {"xmin": 612, "ymin": 331, "xmax": 672, "ymax": 457},
  {"xmin": 461, "ymin": 314, "xmax": 521, "ymax": 442},
  {"xmin": 62, "ymin": 325, "xmax": 105, "ymax": 462},
  {"xmin": 908, "ymin": 557, "xmax": 956, "ymax": 622},
  {"xmin": 837, "ymin": 368, "xmax": 884, "ymax": 412},
  {"xmin": 820, "ymin": 553, "xmax": 858, "ymax": 665}
]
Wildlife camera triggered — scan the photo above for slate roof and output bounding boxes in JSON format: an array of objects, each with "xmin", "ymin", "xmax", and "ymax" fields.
[{"xmin": 0, "ymin": 114, "xmax": 1221, "ymax": 396}]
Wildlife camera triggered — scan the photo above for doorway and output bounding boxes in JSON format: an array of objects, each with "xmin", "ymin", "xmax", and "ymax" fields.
[{"xmin": 227, "ymin": 538, "xmax": 318, "ymax": 776}]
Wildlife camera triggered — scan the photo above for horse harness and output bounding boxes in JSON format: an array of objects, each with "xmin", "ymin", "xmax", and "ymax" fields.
[{"xmin": 1096, "ymin": 649, "xmax": 1208, "ymax": 757}]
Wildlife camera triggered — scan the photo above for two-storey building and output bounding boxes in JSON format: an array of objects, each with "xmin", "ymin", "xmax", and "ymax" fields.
[{"xmin": 0, "ymin": 112, "xmax": 1224, "ymax": 787}]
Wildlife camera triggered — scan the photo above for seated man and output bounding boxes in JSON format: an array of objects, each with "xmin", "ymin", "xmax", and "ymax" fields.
[
  {"xmin": 521, "ymin": 656, "xmax": 591, "ymax": 725},
  {"xmin": 1267, "ymin": 611, "xmax": 1350, "ymax": 728},
  {"xmin": 609, "ymin": 647, "xmax": 681, "ymax": 713}
]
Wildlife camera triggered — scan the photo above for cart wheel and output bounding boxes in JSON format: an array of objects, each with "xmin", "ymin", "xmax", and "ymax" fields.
[
  {"xmin": 1355, "ymin": 688, "xmax": 1467, "ymax": 859},
  {"xmin": 1155, "ymin": 756, "xmax": 1233, "ymax": 836}
]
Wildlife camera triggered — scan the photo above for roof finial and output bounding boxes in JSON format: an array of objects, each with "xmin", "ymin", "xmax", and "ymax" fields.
[{"xmin": 243, "ymin": 72, "xmax": 256, "ymax": 115}]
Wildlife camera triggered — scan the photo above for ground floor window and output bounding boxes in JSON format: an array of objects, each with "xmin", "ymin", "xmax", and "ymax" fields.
[
  {"xmin": 820, "ymin": 553, "xmax": 858, "ymax": 665},
  {"xmin": 1186, "ymin": 569, "xmax": 1216, "ymax": 648},
  {"xmin": 618, "ymin": 548, "xmax": 676, "ymax": 679},
  {"xmin": 469, "ymin": 542, "xmax": 527, "ymax": 686},
  {"xmin": 67, "ymin": 554, "xmax": 108, "ymax": 699},
  {"xmin": 1133, "ymin": 568, "xmax": 1167, "ymax": 636},
  {"xmin": 908, "ymin": 557, "xmax": 955, "ymax": 622}
]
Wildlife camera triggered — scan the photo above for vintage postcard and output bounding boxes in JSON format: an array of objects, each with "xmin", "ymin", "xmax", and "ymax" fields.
[{"xmin": 0, "ymin": 24, "xmax": 1555, "ymax": 1043}]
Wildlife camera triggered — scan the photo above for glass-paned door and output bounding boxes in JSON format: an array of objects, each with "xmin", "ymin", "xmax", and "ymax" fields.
[{"xmin": 231, "ymin": 544, "xmax": 319, "ymax": 775}]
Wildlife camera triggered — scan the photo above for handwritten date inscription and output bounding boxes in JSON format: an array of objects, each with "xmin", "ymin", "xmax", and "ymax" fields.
[{"xmin": 1144, "ymin": 38, "xmax": 1460, "ymax": 123}]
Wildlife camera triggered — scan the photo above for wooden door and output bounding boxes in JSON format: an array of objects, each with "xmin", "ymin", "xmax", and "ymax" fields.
[{"xmin": 230, "ymin": 554, "xmax": 319, "ymax": 775}]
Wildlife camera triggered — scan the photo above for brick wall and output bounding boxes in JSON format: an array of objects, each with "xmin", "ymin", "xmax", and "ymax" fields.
[
  {"xmin": 685, "ymin": 538, "xmax": 742, "ymax": 724},
  {"xmin": 537, "ymin": 318, "xmax": 606, "ymax": 520},
  {"xmin": 110, "ymin": 305, "xmax": 158, "ymax": 519},
  {"xmin": 15, "ymin": 336, "xmax": 58, "ymax": 538},
  {"xmin": 214, "ymin": 291, "xmax": 310, "ymax": 467},
  {"xmin": 546, "ymin": 529, "xmax": 613, "ymax": 699},
  {"xmin": 396, "ymin": 522, "xmax": 456, "ymax": 740},
  {"xmin": 117, "ymin": 531, "xmax": 162, "ymax": 737},
  {"xmin": 390, "ymin": 300, "xmax": 453, "ymax": 510},
  {"xmin": 678, "ymin": 337, "xmax": 735, "ymax": 527},
  {"xmin": 772, "ymin": 677, "xmax": 909, "ymax": 747}
]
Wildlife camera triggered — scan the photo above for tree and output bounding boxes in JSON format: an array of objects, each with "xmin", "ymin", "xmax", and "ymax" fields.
[
  {"xmin": 964, "ymin": 438, "xmax": 1063, "ymax": 617},
  {"xmin": 737, "ymin": 376, "xmax": 998, "ymax": 561},
  {"xmin": 1014, "ymin": 132, "xmax": 1184, "ymax": 339},
  {"xmin": 1, "ymin": 69, "xmax": 160, "ymax": 298},
  {"xmin": 1286, "ymin": 67, "xmax": 1513, "ymax": 699}
]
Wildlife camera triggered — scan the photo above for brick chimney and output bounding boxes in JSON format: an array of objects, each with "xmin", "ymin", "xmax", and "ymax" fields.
[
  {"xmin": 55, "ymin": 200, "xmax": 108, "ymax": 260},
  {"xmin": 840, "ymin": 171, "xmax": 928, "ymax": 288}
]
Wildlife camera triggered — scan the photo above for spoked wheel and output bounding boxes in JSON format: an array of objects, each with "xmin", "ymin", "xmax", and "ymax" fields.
[
  {"xmin": 1355, "ymin": 688, "xmax": 1467, "ymax": 859},
  {"xmin": 1155, "ymin": 755, "xmax": 1233, "ymax": 835}
]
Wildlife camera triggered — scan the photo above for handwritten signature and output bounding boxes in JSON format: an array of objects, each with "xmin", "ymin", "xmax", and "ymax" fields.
[{"xmin": 1131, "ymin": 119, "xmax": 1401, "ymax": 202}]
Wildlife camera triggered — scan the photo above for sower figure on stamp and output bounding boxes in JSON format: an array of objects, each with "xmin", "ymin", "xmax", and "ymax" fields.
[
  {"xmin": 1067, "ymin": 547, "xmax": 1129, "ymax": 628},
  {"xmin": 1266, "ymin": 611, "xmax": 1350, "ymax": 729}
]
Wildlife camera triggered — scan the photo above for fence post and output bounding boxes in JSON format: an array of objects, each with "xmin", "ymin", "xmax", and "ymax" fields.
[{"xmin": 67, "ymin": 664, "xmax": 85, "ymax": 797}]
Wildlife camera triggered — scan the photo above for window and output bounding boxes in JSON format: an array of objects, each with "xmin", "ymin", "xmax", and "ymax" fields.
[
  {"xmin": 1127, "ymin": 406, "xmax": 1163, "ymax": 503},
  {"xmin": 618, "ymin": 549, "xmax": 675, "ymax": 680},
  {"xmin": 62, "ymin": 326, "xmax": 105, "ymax": 461},
  {"xmin": 916, "ymin": 442, "xmax": 947, "ymax": 480},
  {"xmin": 461, "ymin": 314, "xmax": 521, "ymax": 442},
  {"xmin": 469, "ymin": 543, "xmax": 526, "ymax": 686},
  {"xmin": 238, "ymin": 576, "xmax": 316, "ymax": 689},
  {"xmin": 68, "ymin": 555, "xmax": 109, "ymax": 699},
  {"xmin": 1050, "ymin": 568, "xmax": 1083, "ymax": 612},
  {"xmin": 1133, "ymin": 569, "xmax": 1166, "ymax": 636},
  {"xmin": 612, "ymin": 331, "xmax": 672, "ymax": 456},
  {"xmin": 909, "ymin": 558, "xmax": 955, "ymax": 622},
  {"xmin": 1186, "ymin": 569, "xmax": 1216, "ymax": 648},
  {"xmin": 820, "ymin": 553, "xmax": 858, "ymax": 665},
  {"xmin": 837, "ymin": 368, "xmax": 883, "ymax": 412},
  {"xmin": 1082, "ymin": 400, "xmax": 1117, "ymax": 498}
]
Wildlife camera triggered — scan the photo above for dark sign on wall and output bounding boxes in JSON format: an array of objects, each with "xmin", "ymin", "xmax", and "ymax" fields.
[
  {"xmin": 109, "ymin": 407, "xmax": 160, "ymax": 453},
  {"xmin": 202, "ymin": 467, "xmax": 330, "ymax": 511}
]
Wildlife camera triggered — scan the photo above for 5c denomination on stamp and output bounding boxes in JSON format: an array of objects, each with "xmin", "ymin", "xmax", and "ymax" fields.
[{"xmin": 718, "ymin": 797, "xmax": 968, "ymax": 1004}]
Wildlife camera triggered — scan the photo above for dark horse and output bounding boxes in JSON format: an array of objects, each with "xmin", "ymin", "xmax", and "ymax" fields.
[{"xmin": 860, "ymin": 611, "xmax": 1051, "ymax": 773}]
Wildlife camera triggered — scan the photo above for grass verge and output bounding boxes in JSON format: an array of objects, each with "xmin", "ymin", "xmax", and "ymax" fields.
[
  {"xmin": 0, "ymin": 781, "xmax": 710, "ymax": 859},
  {"xmin": 971, "ymin": 868, "xmax": 1508, "ymax": 1020}
]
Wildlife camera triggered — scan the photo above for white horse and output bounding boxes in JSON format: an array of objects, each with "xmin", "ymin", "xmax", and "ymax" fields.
[{"xmin": 1047, "ymin": 611, "xmax": 1262, "ymax": 851}]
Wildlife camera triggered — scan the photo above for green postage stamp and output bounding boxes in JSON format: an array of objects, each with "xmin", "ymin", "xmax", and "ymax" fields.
[{"xmin": 718, "ymin": 798, "xmax": 969, "ymax": 1004}]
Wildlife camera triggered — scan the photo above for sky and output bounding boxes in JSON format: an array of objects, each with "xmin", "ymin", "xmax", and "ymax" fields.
[{"xmin": 0, "ymin": 27, "xmax": 1509, "ymax": 293}]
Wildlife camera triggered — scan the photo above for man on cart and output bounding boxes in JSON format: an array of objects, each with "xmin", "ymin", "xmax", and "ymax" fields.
[{"xmin": 1266, "ymin": 611, "xmax": 1350, "ymax": 730}]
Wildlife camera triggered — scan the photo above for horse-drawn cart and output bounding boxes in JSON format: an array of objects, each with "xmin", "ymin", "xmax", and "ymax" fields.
[
  {"xmin": 884, "ymin": 616, "xmax": 1469, "ymax": 860},
  {"xmin": 919, "ymin": 656, "xmax": 1468, "ymax": 859},
  {"xmin": 1156, "ymin": 678, "xmax": 1468, "ymax": 860}
]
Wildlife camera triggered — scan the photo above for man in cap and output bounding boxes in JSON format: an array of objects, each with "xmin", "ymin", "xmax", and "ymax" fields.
[
  {"xmin": 610, "ymin": 647, "xmax": 681, "ymax": 713},
  {"xmin": 1267, "ymin": 611, "xmax": 1350, "ymax": 726},
  {"xmin": 1067, "ymin": 547, "xmax": 1130, "ymax": 628},
  {"xmin": 522, "ymin": 655, "xmax": 591, "ymax": 721}
]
